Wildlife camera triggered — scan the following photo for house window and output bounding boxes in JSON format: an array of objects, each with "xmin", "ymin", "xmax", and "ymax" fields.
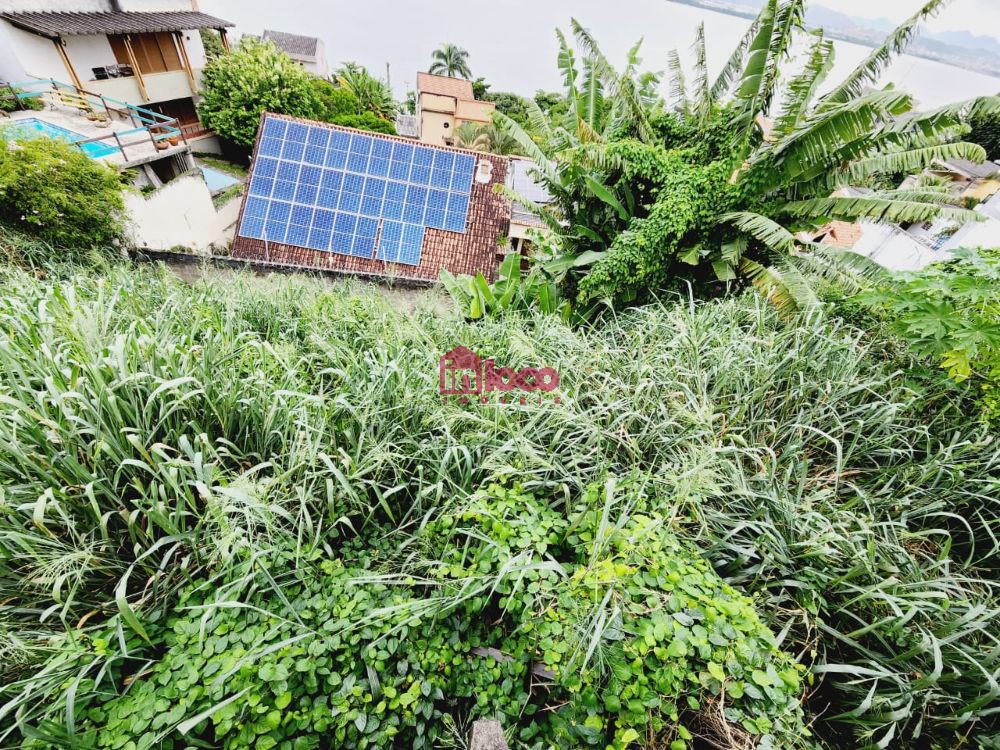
[{"xmin": 109, "ymin": 33, "xmax": 182, "ymax": 75}]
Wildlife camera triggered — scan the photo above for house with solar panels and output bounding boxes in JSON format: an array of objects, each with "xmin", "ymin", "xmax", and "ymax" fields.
[
  {"xmin": 231, "ymin": 113, "xmax": 513, "ymax": 282},
  {"xmin": 0, "ymin": 0, "xmax": 232, "ymax": 143}
]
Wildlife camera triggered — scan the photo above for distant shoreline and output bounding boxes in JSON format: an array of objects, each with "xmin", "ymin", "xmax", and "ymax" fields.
[{"xmin": 665, "ymin": 0, "xmax": 1000, "ymax": 78}]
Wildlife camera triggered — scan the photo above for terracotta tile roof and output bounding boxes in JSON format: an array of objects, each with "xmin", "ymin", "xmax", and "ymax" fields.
[
  {"xmin": 262, "ymin": 30, "xmax": 318, "ymax": 59},
  {"xmin": 815, "ymin": 221, "xmax": 864, "ymax": 249},
  {"xmin": 1, "ymin": 10, "xmax": 232, "ymax": 38},
  {"xmin": 417, "ymin": 72, "xmax": 474, "ymax": 101}
]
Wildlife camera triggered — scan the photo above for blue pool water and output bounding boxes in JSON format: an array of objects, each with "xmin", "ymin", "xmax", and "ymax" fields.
[
  {"xmin": 201, "ymin": 166, "xmax": 241, "ymax": 193},
  {"xmin": 0, "ymin": 117, "xmax": 118, "ymax": 158}
]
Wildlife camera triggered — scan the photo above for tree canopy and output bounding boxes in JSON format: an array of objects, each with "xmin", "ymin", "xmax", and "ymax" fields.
[
  {"xmin": 0, "ymin": 136, "xmax": 124, "ymax": 251},
  {"xmin": 966, "ymin": 106, "xmax": 1000, "ymax": 160},
  {"xmin": 197, "ymin": 38, "xmax": 320, "ymax": 147},
  {"xmin": 311, "ymin": 78, "xmax": 397, "ymax": 135}
]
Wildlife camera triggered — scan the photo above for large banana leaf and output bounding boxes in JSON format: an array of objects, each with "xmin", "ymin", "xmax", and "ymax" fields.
[{"xmin": 782, "ymin": 195, "xmax": 982, "ymax": 225}]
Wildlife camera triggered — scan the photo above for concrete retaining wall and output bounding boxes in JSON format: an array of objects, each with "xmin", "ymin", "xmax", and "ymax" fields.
[{"xmin": 124, "ymin": 172, "xmax": 240, "ymax": 253}]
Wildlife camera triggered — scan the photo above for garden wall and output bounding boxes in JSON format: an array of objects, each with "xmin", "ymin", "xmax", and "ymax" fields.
[{"xmin": 124, "ymin": 172, "xmax": 239, "ymax": 253}]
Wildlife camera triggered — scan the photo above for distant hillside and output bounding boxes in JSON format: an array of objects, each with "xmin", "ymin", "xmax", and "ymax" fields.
[{"xmin": 667, "ymin": 0, "xmax": 1000, "ymax": 77}]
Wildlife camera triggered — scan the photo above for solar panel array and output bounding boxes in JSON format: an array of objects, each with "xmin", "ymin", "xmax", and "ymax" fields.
[{"xmin": 237, "ymin": 116, "xmax": 477, "ymax": 266}]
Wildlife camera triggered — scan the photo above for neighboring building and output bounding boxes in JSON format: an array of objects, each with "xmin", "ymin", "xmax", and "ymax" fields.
[
  {"xmin": 416, "ymin": 72, "xmax": 494, "ymax": 148},
  {"xmin": 0, "ymin": 0, "xmax": 233, "ymax": 138},
  {"xmin": 813, "ymin": 162, "xmax": 1000, "ymax": 271},
  {"xmin": 394, "ymin": 113, "xmax": 419, "ymax": 140},
  {"xmin": 940, "ymin": 189, "xmax": 1000, "ymax": 254},
  {"xmin": 846, "ymin": 223, "xmax": 945, "ymax": 272},
  {"xmin": 261, "ymin": 29, "xmax": 327, "ymax": 78},
  {"xmin": 810, "ymin": 220, "xmax": 864, "ymax": 250},
  {"xmin": 231, "ymin": 114, "xmax": 512, "ymax": 282},
  {"xmin": 928, "ymin": 158, "xmax": 1000, "ymax": 202},
  {"xmin": 507, "ymin": 156, "xmax": 553, "ymax": 255}
]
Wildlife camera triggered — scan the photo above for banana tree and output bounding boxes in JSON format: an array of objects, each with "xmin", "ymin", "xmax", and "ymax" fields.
[
  {"xmin": 440, "ymin": 252, "xmax": 571, "ymax": 321},
  {"xmin": 498, "ymin": 1, "xmax": 1000, "ymax": 310}
]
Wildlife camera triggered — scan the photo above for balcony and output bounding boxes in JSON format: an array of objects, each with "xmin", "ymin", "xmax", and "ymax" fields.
[
  {"xmin": 86, "ymin": 70, "xmax": 194, "ymax": 106},
  {"xmin": 1, "ymin": 80, "xmax": 189, "ymax": 167}
]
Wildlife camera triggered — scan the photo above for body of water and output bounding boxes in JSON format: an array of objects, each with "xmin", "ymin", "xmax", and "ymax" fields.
[{"xmin": 203, "ymin": 0, "xmax": 1000, "ymax": 109}]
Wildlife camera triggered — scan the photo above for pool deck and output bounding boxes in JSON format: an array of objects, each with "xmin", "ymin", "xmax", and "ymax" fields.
[{"xmin": 4, "ymin": 106, "xmax": 189, "ymax": 168}]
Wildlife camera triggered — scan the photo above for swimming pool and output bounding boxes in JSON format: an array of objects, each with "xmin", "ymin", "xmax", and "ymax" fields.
[
  {"xmin": 0, "ymin": 117, "xmax": 118, "ymax": 158},
  {"xmin": 200, "ymin": 166, "xmax": 241, "ymax": 193}
]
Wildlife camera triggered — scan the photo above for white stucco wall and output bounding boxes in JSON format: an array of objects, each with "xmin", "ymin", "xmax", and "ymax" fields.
[
  {"xmin": 0, "ymin": 1, "xmax": 108, "ymax": 11},
  {"xmin": 852, "ymin": 224, "xmax": 945, "ymax": 272},
  {"xmin": 852, "ymin": 193, "xmax": 1000, "ymax": 272},
  {"xmin": 125, "ymin": 172, "xmax": 239, "ymax": 253},
  {"xmin": 63, "ymin": 35, "xmax": 116, "ymax": 84},
  {"xmin": 0, "ymin": 21, "xmax": 65, "ymax": 83},
  {"xmin": 180, "ymin": 28, "xmax": 207, "ymax": 74},
  {"xmin": 312, "ymin": 39, "xmax": 329, "ymax": 79},
  {"xmin": 942, "ymin": 192, "xmax": 1000, "ymax": 254},
  {"xmin": 0, "ymin": 22, "xmax": 28, "ymax": 81},
  {"xmin": 119, "ymin": 0, "xmax": 197, "ymax": 11}
]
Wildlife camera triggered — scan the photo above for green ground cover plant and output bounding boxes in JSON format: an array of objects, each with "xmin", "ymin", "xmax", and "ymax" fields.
[{"xmin": 0, "ymin": 263, "xmax": 997, "ymax": 749}]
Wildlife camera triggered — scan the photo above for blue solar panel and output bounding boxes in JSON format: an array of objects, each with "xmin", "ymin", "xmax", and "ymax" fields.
[{"xmin": 239, "ymin": 115, "xmax": 480, "ymax": 267}]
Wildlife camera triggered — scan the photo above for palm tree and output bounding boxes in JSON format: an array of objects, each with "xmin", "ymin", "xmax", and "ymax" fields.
[
  {"xmin": 429, "ymin": 44, "xmax": 472, "ymax": 79},
  {"xmin": 496, "ymin": 2, "xmax": 1000, "ymax": 311},
  {"xmin": 454, "ymin": 121, "xmax": 522, "ymax": 155}
]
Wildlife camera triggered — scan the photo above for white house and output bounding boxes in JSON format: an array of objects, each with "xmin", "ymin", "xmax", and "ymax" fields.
[
  {"xmin": 262, "ymin": 30, "xmax": 328, "ymax": 79},
  {"xmin": 0, "ymin": 0, "xmax": 233, "ymax": 137}
]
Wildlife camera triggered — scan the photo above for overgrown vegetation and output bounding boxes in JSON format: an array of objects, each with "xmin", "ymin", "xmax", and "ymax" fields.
[
  {"xmin": 966, "ymin": 106, "xmax": 1000, "ymax": 160},
  {"xmin": 312, "ymin": 77, "xmax": 397, "ymax": 135},
  {"xmin": 496, "ymin": 3, "xmax": 1000, "ymax": 312},
  {"xmin": 0, "ymin": 263, "xmax": 997, "ymax": 749},
  {"xmin": 861, "ymin": 247, "xmax": 1000, "ymax": 423},
  {"xmin": 0, "ymin": 136, "xmax": 124, "ymax": 250},
  {"xmin": 2, "ymin": 3, "xmax": 1000, "ymax": 750},
  {"xmin": 195, "ymin": 155, "xmax": 249, "ymax": 179}
]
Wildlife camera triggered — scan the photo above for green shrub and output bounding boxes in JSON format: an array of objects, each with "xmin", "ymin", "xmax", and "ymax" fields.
[
  {"xmin": 78, "ymin": 480, "xmax": 804, "ymax": 750},
  {"xmin": 197, "ymin": 38, "xmax": 320, "ymax": 147},
  {"xmin": 0, "ymin": 89, "xmax": 43, "ymax": 113},
  {"xmin": 311, "ymin": 80, "xmax": 398, "ymax": 135},
  {"xmin": 967, "ymin": 109, "xmax": 1000, "ymax": 161},
  {"xmin": 312, "ymin": 79, "xmax": 360, "ymax": 119},
  {"xmin": 861, "ymin": 247, "xmax": 1000, "ymax": 423},
  {"xmin": 0, "ymin": 136, "xmax": 124, "ymax": 249},
  {"xmin": 328, "ymin": 112, "xmax": 396, "ymax": 135}
]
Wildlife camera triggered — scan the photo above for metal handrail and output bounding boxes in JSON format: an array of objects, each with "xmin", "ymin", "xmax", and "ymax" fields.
[{"xmin": 0, "ymin": 78, "xmax": 186, "ymax": 162}]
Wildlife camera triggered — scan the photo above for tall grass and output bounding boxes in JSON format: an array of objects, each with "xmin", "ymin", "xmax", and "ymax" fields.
[{"xmin": 0, "ymin": 264, "xmax": 997, "ymax": 748}]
